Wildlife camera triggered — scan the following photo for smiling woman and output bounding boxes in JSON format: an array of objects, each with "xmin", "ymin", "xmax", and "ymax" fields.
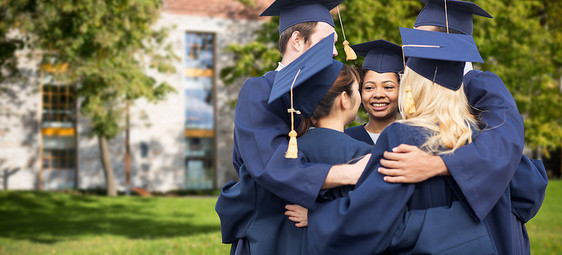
[
  {"xmin": 361, "ymin": 71, "xmax": 400, "ymax": 130},
  {"xmin": 345, "ymin": 40, "xmax": 404, "ymax": 145}
]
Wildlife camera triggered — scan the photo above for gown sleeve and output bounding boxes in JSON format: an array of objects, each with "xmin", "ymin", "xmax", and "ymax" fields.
[
  {"xmin": 307, "ymin": 123, "xmax": 415, "ymax": 254},
  {"xmin": 441, "ymin": 71, "xmax": 524, "ymax": 221},
  {"xmin": 234, "ymin": 74, "xmax": 331, "ymax": 209},
  {"xmin": 509, "ymin": 155, "xmax": 548, "ymax": 223}
]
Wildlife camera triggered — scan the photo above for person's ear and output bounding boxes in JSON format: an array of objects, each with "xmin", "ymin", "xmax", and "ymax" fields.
[
  {"xmin": 290, "ymin": 31, "xmax": 306, "ymax": 53},
  {"xmin": 340, "ymin": 91, "xmax": 349, "ymax": 110}
]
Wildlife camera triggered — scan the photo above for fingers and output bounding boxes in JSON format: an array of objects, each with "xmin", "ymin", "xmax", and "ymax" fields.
[
  {"xmin": 378, "ymin": 167, "xmax": 402, "ymax": 176},
  {"xmin": 379, "ymin": 158, "xmax": 401, "ymax": 169},
  {"xmin": 295, "ymin": 221, "xmax": 308, "ymax": 228},
  {"xmin": 391, "ymin": 144, "xmax": 419, "ymax": 153},
  {"xmin": 383, "ymin": 175, "xmax": 410, "ymax": 183},
  {"xmin": 285, "ymin": 204, "xmax": 298, "ymax": 210},
  {"xmin": 383, "ymin": 150, "xmax": 404, "ymax": 161}
]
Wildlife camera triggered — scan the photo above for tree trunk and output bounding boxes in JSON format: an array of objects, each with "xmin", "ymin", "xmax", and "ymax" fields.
[{"xmin": 98, "ymin": 135, "xmax": 117, "ymax": 196}]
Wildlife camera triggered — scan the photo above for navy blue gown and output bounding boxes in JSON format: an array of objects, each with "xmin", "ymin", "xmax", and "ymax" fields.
[
  {"xmin": 308, "ymin": 122, "xmax": 496, "ymax": 255},
  {"xmin": 299, "ymin": 127, "xmax": 372, "ymax": 201},
  {"xmin": 328, "ymin": 70, "xmax": 547, "ymax": 254},
  {"xmin": 216, "ymin": 71, "xmax": 332, "ymax": 255},
  {"xmin": 345, "ymin": 125, "xmax": 373, "ymax": 145},
  {"xmin": 445, "ymin": 70, "xmax": 547, "ymax": 254}
]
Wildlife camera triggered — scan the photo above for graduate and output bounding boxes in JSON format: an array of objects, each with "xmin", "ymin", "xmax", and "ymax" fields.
[
  {"xmin": 344, "ymin": 40, "xmax": 404, "ymax": 145},
  {"xmin": 376, "ymin": 1, "xmax": 548, "ymax": 254},
  {"xmin": 305, "ymin": 28, "xmax": 497, "ymax": 255},
  {"xmin": 269, "ymin": 38, "xmax": 372, "ymax": 248}
]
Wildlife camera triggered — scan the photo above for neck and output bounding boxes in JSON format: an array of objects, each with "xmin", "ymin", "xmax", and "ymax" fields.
[
  {"xmin": 315, "ymin": 115, "xmax": 345, "ymax": 132},
  {"xmin": 280, "ymin": 55, "xmax": 296, "ymax": 67},
  {"xmin": 365, "ymin": 116, "xmax": 396, "ymax": 133},
  {"xmin": 281, "ymin": 47, "xmax": 304, "ymax": 66}
]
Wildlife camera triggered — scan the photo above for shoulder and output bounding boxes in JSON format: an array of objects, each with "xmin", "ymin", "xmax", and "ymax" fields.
[
  {"xmin": 238, "ymin": 71, "xmax": 278, "ymax": 105},
  {"xmin": 300, "ymin": 128, "xmax": 371, "ymax": 161},
  {"xmin": 379, "ymin": 122, "xmax": 428, "ymax": 146},
  {"xmin": 239, "ymin": 71, "xmax": 278, "ymax": 96},
  {"xmin": 344, "ymin": 125, "xmax": 365, "ymax": 135},
  {"xmin": 381, "ymin": 122, "xmax": 412, "ymax": 135},
  {"xmin": 345, "ymin": 125, "xmax": 373, "ymax": 145},
  {"xmin": 464, "ymin": 70, "xmax": 504, "ymax": 87}
]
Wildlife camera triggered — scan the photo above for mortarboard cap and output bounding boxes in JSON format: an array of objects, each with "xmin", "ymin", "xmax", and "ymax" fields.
[
  {"xmin": 268, "ymin": 33, "xmax": 343, "ymax": 117},
  {"xmin": 415, "ymin": 0, "xmax": 492, "ymax": 35},
  {"xmin": 260, "ymin": 0, "xmax": 343, "ymax": 35},
  {"xmin": 400, "ymin": 27, "xmax": 483, "ymax": 90},
  {"xmin": 351, "ymin": 40, "xmax": 404, "ymax": 74}
]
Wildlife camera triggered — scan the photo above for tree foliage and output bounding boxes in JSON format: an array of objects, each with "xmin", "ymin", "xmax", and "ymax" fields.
[{"xmin": 221, "ymin": 0, "xmax": 562, "ymax": 155}]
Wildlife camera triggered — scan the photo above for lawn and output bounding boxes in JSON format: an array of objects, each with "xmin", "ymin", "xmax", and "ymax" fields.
[
  {"xmin": 0, "ymin": 180, "xmax": 560, "ymax": 254},
  {"xmin": 0, "ymin": 191, "xmax": 229, "ymax": 254}
]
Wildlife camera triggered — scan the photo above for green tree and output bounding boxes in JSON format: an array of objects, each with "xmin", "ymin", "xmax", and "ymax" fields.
[
  {"xmin": 2, "ymin": 0, "xmax": 176, "ymax": 195},
  {"xmin": 221, "ymin": 0, "xmax": 562, "ymax": 156},
  {"xmin": 0, "ymin": 1, "xmax": 29, "ymax": 85}
]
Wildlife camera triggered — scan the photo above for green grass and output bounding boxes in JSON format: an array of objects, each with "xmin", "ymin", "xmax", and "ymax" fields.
[
  {"xmin": 0, "ymin": 191, "xmax": 229, "ymax": 254},
  {"xmin": 0, "ymin": 180, "xmax": 560, "ymax": 254},
  {"xmin": 527, "ymin": 179, "xmax": 562, "ymax": 255}
]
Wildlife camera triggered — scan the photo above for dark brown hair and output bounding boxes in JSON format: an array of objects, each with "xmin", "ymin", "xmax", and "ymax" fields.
[
  {"xmin": 297, "ymin": 65, "xmax": 360, "ymax": 136},
  {"xmin": 433, "ymin": 26, "xmax": 463, "ymax": 34},
  {"xmin": 278, "ymin": 22, "xmax": 318, "ymax": 55}
]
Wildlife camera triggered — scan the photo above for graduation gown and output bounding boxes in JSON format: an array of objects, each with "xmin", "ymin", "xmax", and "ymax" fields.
[
  {"xmin": 298, "ymin": 127, "xmax": 372, "ymax": 201},
  {"xmin": 343, "ymin": 71, "xmax": 547, "ymax": 254},
  {"xmin": 344, "ymin": 125, "xmax": 374, "ymax": 145},
  {"xmin": 442, "ymin": 70, "xmax": 548, "ymax": 254},
  {"xmin": 308, "ymin": 123, "xmax": 495, "ymax": 255},
  {"xmin": 216, "ymin": 71, "xmax": 332, "ymax": 255},
  {"xmin": 231, "ymin": 71, "xmax": 331, "ymax": 208}
]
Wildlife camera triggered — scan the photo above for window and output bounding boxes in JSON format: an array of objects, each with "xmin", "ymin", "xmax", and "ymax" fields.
[
  {"xmin": 40, "ymin": 57, "xmax": 77, "ymax": 190},
  {"xmin": 184, "ymin": 32, "xmax": 215, "ymax": 190}
]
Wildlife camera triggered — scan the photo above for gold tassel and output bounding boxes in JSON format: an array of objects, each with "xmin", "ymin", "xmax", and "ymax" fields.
[
  {"xmin": 336, "ymin": 6, "xmax": 356, "ymax": 61},
  {"xmin": 343, "ymin": 40, "xmax": 357, "ymax": 61},
  {"xmin": 405, "ymin": 86, "xmax": 416, "ymax": 114},
  {"xmin": 285, "ymin": 69, "xmax": 302, "ymax": 159},
  {"xmin": 285, "ymin": 130, "xmax": 298, "ymax": 159}
]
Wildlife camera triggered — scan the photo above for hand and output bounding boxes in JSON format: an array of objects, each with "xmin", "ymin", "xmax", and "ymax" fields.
[
  {"xmin": 323, "ymin": 154, "xmax": 372, "ymax": 189},
  {"xmin": 378, "ymin": 144, "xmax": 448, "ymax": 183},
  {"xmin": 285, "ymin": 204, "xmax": 308, "ymax": 227}
]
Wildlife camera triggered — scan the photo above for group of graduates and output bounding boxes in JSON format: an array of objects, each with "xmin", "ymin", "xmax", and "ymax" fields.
[{"xmin": 215, "ymin": 0, "xmax": 549, "ymax": 254}]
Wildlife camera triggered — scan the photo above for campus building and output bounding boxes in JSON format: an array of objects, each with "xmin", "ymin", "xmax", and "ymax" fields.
[{"xmin": 0, "ymin": 0, "xmax": 270, "ymax": 192}]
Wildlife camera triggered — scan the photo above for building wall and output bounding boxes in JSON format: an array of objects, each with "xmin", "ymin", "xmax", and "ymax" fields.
[
  {"xmin": 0, "ymin": 0, "xmax": 267, "ymax": 191},
  {"xmin": 77, "ymin": 6, "xmax": 266, "ymax": 191},
  {"xmin": 0, "ymin": 53, "xmax": 41, "ymax": 190}
]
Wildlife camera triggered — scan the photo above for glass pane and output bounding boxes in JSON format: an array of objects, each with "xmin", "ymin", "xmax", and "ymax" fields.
[
  {"xmin": 43, "ymin": 169, "xmax": 75, "ymax": 190},
  {"xmin": 185, "ymin": 137, "xmax": 214, "ymax": 190},
  {"xmin": 184, "ymin": 32, "xmax": 215, "ymax": 190}
]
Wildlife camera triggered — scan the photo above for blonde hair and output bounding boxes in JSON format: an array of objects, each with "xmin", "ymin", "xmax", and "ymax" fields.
[{"xmin": 398, "ymin": 67, "xmax": 478, "ymax": 155}]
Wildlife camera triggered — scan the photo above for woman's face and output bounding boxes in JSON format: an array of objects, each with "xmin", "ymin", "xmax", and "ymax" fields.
[{"xmin": 361, "ymin": 70, "xmax": 399, "ymax": 121}]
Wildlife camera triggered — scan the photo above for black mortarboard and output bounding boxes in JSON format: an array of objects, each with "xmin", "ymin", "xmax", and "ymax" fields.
[
  {"xmin": 414, "ymin": 0, "xmax": 492, "ymax": 35},
  {"xmin": 351, "ymin": 40, "xmax": 404, "ymax": 74},
  {"xmin": 260, "ymin": 0, "xmax": 343, "ymax": 35},
  {"xmin": 400, "ymin": 27, "xmax": 483, "ymax": 90}
]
